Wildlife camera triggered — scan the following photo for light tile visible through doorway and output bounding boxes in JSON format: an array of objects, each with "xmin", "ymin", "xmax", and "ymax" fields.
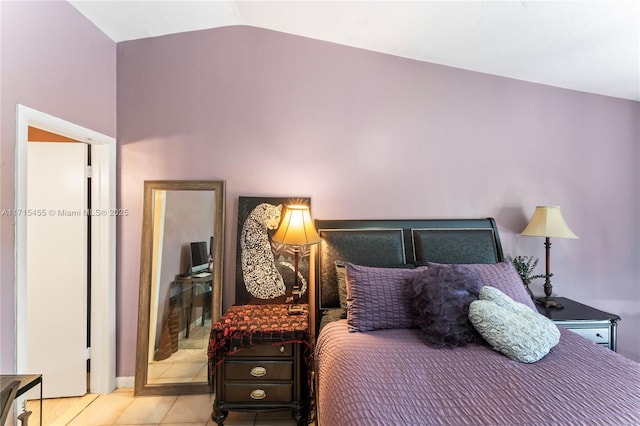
[
  {"xmin": 25, "ymin": 393, "xmax": 98, "ymax": 425},
  {"xmin": 66, "ymin": 390, "xmax": 135, "ymax": 425}
]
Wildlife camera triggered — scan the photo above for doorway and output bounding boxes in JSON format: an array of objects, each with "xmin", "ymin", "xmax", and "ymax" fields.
[{"xmin": 15, "ymin": 105, "xmax": 116, "ymax": 396}]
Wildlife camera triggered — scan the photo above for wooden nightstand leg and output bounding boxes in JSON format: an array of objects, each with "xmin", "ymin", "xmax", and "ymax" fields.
[
  {"xmin": 212, "ymin": 404, "xmax": 227, "ymax": 426},
  {"xmin": 293, "ymin": 403, "xmax": 305, "ymax": 425}
]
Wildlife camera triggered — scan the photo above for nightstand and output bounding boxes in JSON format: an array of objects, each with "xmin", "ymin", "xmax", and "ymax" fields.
[
  {"xmin": 536, "ymin": 297, "xmax": 620, "ymax": 351},
  {"xmin": 208, "ymin": 304, "xmax": 310, "ymax": 426}
]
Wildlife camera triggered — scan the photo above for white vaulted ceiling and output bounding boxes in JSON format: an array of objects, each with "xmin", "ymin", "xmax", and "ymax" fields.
[{"xmin": 69, "ymin": 1, "xmax": 639, "ymax": 101}]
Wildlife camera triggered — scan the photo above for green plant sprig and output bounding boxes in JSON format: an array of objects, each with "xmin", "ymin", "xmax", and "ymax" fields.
[{"xmin": 507, "ymin": 255, "xmax": 550, "ymax": 285}]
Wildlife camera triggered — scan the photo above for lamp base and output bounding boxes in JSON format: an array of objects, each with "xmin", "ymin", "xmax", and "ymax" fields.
[
  {"xmin": 535, "ymin": 297, "xmax": 564, "ymax": 309},
  {"xmin": 287, "ymin": 304, "xmax": 307, "ymax": 315}
]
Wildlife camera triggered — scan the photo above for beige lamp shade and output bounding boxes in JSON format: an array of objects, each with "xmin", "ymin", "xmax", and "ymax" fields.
[
  {"xmin": 521, "ymin": 206, "xmax": 579, "ymax": 239},
  {"xmin": 272, "ymin": 205, "xmax": 321, "ymax": 246}
]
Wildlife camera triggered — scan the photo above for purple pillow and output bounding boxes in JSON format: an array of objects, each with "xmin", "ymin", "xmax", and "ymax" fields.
[
  {"xmin": 463, "ymin": 262, "xmax": 536, "ymax": 310},
  {"xmin": 407, "ymin": 264, "xmax": 483, "ymax": 348},
  {"xmin": 345, "ymin": 263, "xmax": 419, "ymax": 332}
]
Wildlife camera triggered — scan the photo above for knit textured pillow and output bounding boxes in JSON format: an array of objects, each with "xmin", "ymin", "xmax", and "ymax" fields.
[
  {"xmin": 469, "ymin": 286, "xmax": 560, "ymax": 363},
  {"xmin": 345, "ymin": 263, "xmax": 419, "ymax": 332}
]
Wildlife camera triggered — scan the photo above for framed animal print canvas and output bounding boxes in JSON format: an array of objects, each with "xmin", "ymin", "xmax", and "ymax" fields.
[{"xmin": 235, "ymin": 196, "xmax": 313, "ymax": 305}]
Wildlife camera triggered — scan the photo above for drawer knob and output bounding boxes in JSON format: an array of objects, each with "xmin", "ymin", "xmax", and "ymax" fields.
[
  {"xmin": 596, "ymin": 333, "xmax": 603, "ymax": 339},
  {"xmin": 250, "ymin": 366, "xmax": 267, "ymax": 377},
  {"xmin": 250, "ymin": 389, "xmax": 266, "ymax": 400},
  {"xmin": 279, "ymin": 345, "xmax": 285, "ymax": 353}
]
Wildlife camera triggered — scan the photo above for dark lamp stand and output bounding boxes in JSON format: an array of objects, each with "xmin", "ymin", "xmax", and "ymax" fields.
[
  {"xmin": 521, "ymin": 206, "xmax": 578, "ymax": 310},
  {"xmin": 288, "ymin": 247, "xmax": 304, "ymax": 313},
  {"xmin": 535, "ymin": 237, "xmax": 563, "ymax": 309}
]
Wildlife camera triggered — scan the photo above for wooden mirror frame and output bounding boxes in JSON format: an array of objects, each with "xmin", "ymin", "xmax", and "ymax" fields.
[{"xmin": 134, "ymin": 180, "xmax": 225, "ymax": 395}]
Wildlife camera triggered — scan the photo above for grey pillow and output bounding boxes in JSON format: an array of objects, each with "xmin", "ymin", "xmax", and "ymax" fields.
[
  {"xmin": 345, "ymin": 263, "xmax": 419, "ymax": 332},
  {"xmin": 406, "ymin": 264, "xmax": 483, "ymax": 348},
  {"xmin": 469, "ymin": 286, "xmax": 560, "ymax": 363},
  {"xmin": 335, "ymin": 261, "xmax": 348, "ymax": 319}
]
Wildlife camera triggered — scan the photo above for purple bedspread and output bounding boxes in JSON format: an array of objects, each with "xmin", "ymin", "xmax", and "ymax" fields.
[{"xmin": 315, "ymin": 320, "xmax": 640, "ymax": 425}]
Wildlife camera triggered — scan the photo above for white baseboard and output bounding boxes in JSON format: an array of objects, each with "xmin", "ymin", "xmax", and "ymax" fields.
[{"xmin": 115, "ymin": 376, "xmax": 135, "ymax": 389}]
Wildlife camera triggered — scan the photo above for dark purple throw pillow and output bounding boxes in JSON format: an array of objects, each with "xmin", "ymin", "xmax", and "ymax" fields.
[{"xmin": 407, "ymin": 264, "xmax": 483, "ymax": 348}]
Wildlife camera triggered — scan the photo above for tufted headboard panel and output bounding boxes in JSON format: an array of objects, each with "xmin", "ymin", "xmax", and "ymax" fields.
[
  {"xmin": 412, "ymin": 228, "xmax": 501, "ymax": 265},
  {"xmin": 318, "ymin": 229, "xmax": 406, "ymax": 309}
]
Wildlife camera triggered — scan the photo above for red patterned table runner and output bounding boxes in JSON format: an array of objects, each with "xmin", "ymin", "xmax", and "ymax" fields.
[{"xmin": 207, "ymin": 304, "xmax": 310, "ymax": 374}]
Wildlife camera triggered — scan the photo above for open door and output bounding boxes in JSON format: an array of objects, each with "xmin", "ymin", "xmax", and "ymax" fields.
[
  {"xmin": 25, "ymin": 142, "xmax": 88, "ymax": 398},
  {"xmin": 15, "ymin": 105, "xmax": 117, "ymax": 400}
]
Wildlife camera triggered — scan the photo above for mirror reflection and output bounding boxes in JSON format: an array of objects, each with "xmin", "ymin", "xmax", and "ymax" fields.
[{"xmin": 135, "ymin": 181, "xmax": 225, "ymax": 396}]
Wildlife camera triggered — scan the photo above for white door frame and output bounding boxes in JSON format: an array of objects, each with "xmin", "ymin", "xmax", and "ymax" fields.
[{"xmin": 15, "ymin": 104, "xmax": 117, "ymax": 394}]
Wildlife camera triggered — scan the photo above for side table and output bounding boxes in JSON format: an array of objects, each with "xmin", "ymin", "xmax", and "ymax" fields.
[
  {"xmin": 536, "ymin": 297, "xmax": 620, "ymax": 351},
  {"xmin": 173, "ymin": 273, "xmax": 213, "ymax": 338},
  {"xmin": 0, "ymin": 374, "xmax": 42, "ymax": 425},
  {"xmin": 208, "ymin": 304, "xmax": 311, "ymax": 425}
]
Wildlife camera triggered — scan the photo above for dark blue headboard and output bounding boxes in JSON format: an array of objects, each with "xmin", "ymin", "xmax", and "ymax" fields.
[{"xmin": 313, "ymin": 218, "xmax": 503, "ymax": 333}]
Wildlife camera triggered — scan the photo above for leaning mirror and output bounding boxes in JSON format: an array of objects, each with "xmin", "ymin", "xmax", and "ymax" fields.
[{"xmin": 135, "ymin": 180, "xmax": 225, "ymax": 395}]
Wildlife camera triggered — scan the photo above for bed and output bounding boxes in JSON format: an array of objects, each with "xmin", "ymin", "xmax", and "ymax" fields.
[{"xmin": 312, "ymin": 218, "xmax": 640, "ymax": 425}]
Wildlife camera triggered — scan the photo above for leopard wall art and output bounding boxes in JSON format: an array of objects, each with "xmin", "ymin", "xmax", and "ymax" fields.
[{"xmin": 240, "ymin": 203, "xmax": 286, "ymax": 299}]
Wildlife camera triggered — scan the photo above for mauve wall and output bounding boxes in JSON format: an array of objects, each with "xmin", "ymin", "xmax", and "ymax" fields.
[
  {"xmin": 0, "ymin": 1, "xmax": 116, "ymax": 372},
  {"xmin": 117, "ymin": 25, "xmax": 639, "ymax": 375}
]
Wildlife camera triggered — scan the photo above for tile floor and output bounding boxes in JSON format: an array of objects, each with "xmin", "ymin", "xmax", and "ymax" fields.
[
  {"xmin": 24, "ymin": 388, "xmax": 300, "ymax": 426},
  {"xmin": 148, "ymin": 319, "xmax": 211, "ymax": 385}
]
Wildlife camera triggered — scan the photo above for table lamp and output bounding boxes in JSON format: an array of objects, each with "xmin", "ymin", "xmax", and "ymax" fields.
[
  {"xmin": 272, "ymin": 205, "xmax": 321, "ymax": 313},
  {"xmin": 521, "ymin": 206, "xmax": 579, "ymax": 309}
]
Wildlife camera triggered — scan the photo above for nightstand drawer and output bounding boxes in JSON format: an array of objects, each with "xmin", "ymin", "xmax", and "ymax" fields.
[
  {"xmin": 227, "ymin": 343, "xmax": 292, "ymax": 358},
  {"xmin": 565, "ymin": 327, "xmax": 609, "ymax": 345},
  {"xmin": 224, "ymin": 383, "xmax": 292, "ymax": 403},
  {"xmin": 225, "ymin": 361, "xmax": 293, "ymax": 381}
]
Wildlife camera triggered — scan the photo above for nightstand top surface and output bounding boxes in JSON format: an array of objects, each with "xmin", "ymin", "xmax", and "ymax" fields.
[
  {"xmin": 536, "ymin": 297, "xmax": 620, "ymax": 322},
  {"xmin": 0, "ymin": 374, "xmax": 42, "ymax": 397}
]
